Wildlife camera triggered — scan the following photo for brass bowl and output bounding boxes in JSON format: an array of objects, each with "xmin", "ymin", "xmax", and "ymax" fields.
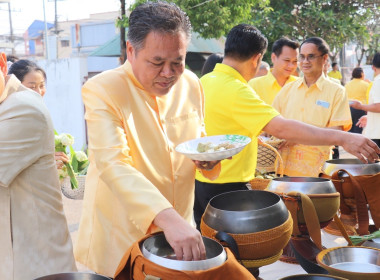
[
  {"xmin": 267, "ymin": 177, "xmax": 340, "ymax": 225},
  {"xmin": 317, "ymin": 246, "xmax": 380, "ymax": 280},
  {"xmin": 279, "ymin": 274, "xmax": 347, "ymax": 280},
  {"xmin": 203, "ymin": 190, "xmax": 289, "ymax": 234},
  {"xmin": 34, "ymin": 273, "xmax": 111, "ymax": 280},
  {"xmin": 267, "ymin": 177, "xmax": 337, "ymax": 194},
  {"xmin": 322, "ymin": 159, "xmax": 380, "ymax": 177}
]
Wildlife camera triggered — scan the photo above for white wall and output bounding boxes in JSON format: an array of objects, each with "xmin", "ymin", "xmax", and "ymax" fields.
[{"xmin": 39, "ymin": 57, "xmax": 88, "ymax": 151}]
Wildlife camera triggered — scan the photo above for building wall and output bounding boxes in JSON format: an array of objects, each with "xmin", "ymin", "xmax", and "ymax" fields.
[{"xmin": 39, "ymin": 56, "xmax": 88, "ymax": 151}]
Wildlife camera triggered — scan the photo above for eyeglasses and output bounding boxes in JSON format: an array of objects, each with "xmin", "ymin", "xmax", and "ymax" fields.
[{"xmin": 298, "ymin": 54, "xmax": 324, "ymax": 62}]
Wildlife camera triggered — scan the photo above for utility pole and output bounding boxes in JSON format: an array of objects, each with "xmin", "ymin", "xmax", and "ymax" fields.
[
  {"xmin": 7, "ymin": 2, "xmax": 15, "ymax": 55},
  {"xmin": 42, "ymin": 0, "xmax": 50, "ymax": 60},
  {"xmin": 54, "ymin": 0, "xmax": 59, "ymax": 58}
]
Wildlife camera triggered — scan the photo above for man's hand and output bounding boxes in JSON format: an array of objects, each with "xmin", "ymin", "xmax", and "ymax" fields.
[
  {"xmin": 55, "ymin": 151, "xmax": 70, "ymax": 169},
  {"xmin": 356, "ymin": 115, "xmax": 367, "ymax": 128},
  {"xmin": 350, "ymin": 100, "xmax": 362, "ymax": 110},
  {"xmin": 193, "ymin": 160, "xmax": 221, "ymax": 170},
  {"xmin": 340, "ymin": 133, "xmax": 380, "ymax": 163},
  {"xmin": 153, "ymin": 208, "xmax": 206, "ymax": 261}
]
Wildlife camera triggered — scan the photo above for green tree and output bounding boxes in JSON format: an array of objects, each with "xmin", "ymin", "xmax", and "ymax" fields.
[
  {"xmin": 251, "ymin": 0, "xmax": 377, "ymax": 63},
  {"xmin": 117, "ymin": 0, "xmax": 269, "ymax": 39}
]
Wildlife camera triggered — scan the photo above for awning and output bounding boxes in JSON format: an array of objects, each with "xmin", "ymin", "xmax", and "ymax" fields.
[{"xmin": 90, "ymin": 32, "xmax": 224, "ymax": 57}]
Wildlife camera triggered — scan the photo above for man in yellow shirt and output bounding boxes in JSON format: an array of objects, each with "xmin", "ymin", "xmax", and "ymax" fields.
[
  {"xmin": 346, "ymin": 67, "xmax": 369, "ymax": 133},
  {"xmin": 328, "ymin": 62, "xmax": 343, "ymax": 84},
  {"xmin": 75, "ymin": 2, "xmax": 220, "ymax": 277},
  {"xmin": 248, "ymin": 37, "xmax": 299, "ymax": 105},
  {"xmin": 273, "ymin": 37, "xmax": 352, "ymax": 176},
  {"xmin": 323, "ymin": 60, "xmax": 341, "ymax": 84},
  {"xmin": 195, "ymin": 26, "xmax": 379, "ymax": 232}
]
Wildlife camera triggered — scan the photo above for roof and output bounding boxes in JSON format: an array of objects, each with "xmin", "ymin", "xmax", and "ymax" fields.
[
  {"xmin": 26, "ymin": 20, "xmax": 55, "ymax": 39},
  {"xmin": 90, "ymin": 32, "xmax": 224, "ymax": 57}
]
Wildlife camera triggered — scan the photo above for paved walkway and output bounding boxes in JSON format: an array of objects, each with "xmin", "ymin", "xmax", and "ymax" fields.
[{"xmin": 63, "ymin": 147, "xmax": 356, "ymax": 277}]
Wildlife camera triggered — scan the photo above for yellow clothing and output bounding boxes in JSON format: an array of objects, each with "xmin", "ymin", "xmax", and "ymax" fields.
[
  {"xmin": 75, "ymin": 61, "xmax": 217, "ymax": 277},
  {"xmin": 273, "ymin": 74, "xmax": 352, "ymax": 177},
  {"xmin": 328, "ymin": 70, "xmax": 342, "ymax": 80},
  {"xmin": 366, "ymin": 82, "xmax": 373, "ymax": 104},
  {"xmin": 196, "ymin": 63, "xmax": 279, "ymax": 184},
  {"xmin": 345, "ymin": 78, "xmax": 369, "ymax": 104},
  {"xmin": 0, "ymin": 75, "xmax": 76, "ymax": 280},
  {"xmin": 328, "ymin": 76, "xmax": 341, "ymax": 84},
  {"xmin": 248, "ymin": 71, "xmax": 298, "ymax": 105}
]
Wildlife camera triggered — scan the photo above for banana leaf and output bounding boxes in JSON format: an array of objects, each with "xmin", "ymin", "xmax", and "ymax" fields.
[{"xmin": 349, "ymin": 230, "xmax": 380, "ymax": 245}]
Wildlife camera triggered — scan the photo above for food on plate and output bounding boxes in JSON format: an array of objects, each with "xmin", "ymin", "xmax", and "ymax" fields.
[
  {"xmin": 254, "ymin": 169, "xmax": 278, "ymax": 179},
  {"xmin": 196, "ymin": 142, "xmax": 236, "ymax": 153}
]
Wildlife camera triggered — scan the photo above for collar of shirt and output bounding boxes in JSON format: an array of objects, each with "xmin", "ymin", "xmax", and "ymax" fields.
[
  {"xmin": 122, "ymin": 60, "xmax": 145, "ymax": 91},
  {"xmin": 265, "ymin": 70, "xmax": 279, "ymax": 87},
  {"xmin": 0, "ymin": 74, "xmax": 23, "ymax": 104},
  {"xmin": 297, "ymin": 73, "xmax": 327, "ymax": 91},
  {"xmin": 213, "ymin": 63, "xmax": 247, "ymax": 84},
  {"xmin": 374, "ymin": 74, "xmax": 380, "ymax": 82}
]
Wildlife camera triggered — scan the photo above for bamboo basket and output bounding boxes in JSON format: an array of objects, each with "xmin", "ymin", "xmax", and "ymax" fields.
[{"xmin": 250, "ymin": 138, "xmax": 284, "ymax": 190}]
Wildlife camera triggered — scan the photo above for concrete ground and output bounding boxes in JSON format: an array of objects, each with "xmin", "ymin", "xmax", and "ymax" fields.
[{"xmin": 63, "ymin": 147, "xmax": 356, "ymax": 276}]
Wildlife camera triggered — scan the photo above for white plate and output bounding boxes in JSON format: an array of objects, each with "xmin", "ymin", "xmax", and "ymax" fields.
[{"xmin": 175, "ymin": 135, "xmax": 251, "ymax": 161}]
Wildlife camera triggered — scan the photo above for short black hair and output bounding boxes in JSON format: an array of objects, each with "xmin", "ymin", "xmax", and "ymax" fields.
[
  {"xmin": 201, "ymin": 53, "xmax": 223, "ymax": 76},
  {"xmin": 300, "ymin": 37, "xmax": 329, "ymax": 56},
  {"xmin": 373, "ymin": 52, "xmax": 380, "ymax": 68},
  {"xmin": 8, "ymin": 59, "xmax": 46, "ymax": 82},
  {"xmin": 6, "ymin": 54, "xmax": 19, "ymax": 63},
  {"xmin": 272, "ymin": 37, "xmax": 299, "ymax": 57},
  {"xmin": 332, "ymin": 62, "xmax": 338, "ymax": 68},
  {"xmin": 128, "ymin": 1, "xmax": 191, "ymax": 51},
  {"xmin": 351, "ymin": 67, "xmax": 363, "ymax": 79},
  {"xmin": 224, "ymin": 24, "xmax": 268, "ymax": 61}
]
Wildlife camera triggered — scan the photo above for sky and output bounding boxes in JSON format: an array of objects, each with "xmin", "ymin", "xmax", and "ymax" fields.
[{"xmin": 0, "ymin": 0, "xmax": 126, "ymax": 36}]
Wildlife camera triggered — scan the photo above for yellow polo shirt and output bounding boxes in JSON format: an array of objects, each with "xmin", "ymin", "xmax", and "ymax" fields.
[
  {"xmin": 345, "ymin": 78, "xmax": 369, "ymax": 104},
  {"xmin": 366, "ymin": 82, "xmax": 373, "ymax": 104},
  {"xmin": 248, "ymin": 71, "xmax": 298, "ymax": 105},
  {"xmin": 273, "ymin": 74, "xmax": 352, "ymax": 176},
  {"xmin": 196, "ymin": 63, "xmax": 279, "ymax": 183},
  {"xmin": 328, "ymin": 70, "xmax": 342, "ymax": 80}
]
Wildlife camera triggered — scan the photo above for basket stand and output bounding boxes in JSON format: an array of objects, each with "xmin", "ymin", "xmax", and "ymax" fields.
[
  {"xmin": 249, "ymin": 138, "xmax": 284, "ymax": 190},
  {"xmin": 60, "ymin": 175, "xmax": 86, "ymax": 200}
]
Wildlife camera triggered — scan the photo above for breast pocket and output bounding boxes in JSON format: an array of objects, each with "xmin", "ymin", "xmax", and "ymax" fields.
[
  {"xmin": 165, "ymin": 110, "xmax": 203, "ymax": 144},
  {"xmin": 308, "ymin": 102, "xmax": 331, "ymax": 127}
]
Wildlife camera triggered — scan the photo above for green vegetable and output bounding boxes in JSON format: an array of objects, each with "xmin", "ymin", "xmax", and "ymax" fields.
[{"xmin": 349, "ymin": 230, "xmax": 380, "ymax": 245}]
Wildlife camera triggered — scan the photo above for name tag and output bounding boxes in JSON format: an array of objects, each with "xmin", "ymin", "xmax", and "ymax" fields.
[{"xmin": 316, "ymin": 100, "xmax": 330, "ymax": 108}]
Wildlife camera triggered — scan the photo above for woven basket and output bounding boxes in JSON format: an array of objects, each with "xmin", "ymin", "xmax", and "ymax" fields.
[
  {"xmin": 201, "ymin": 212, "xmax": 293, "ymax": 266},
  {"xmin": 250, "ymin": 138, "xmax": 284, "ymax": 190},
  {"xmin": 61, "ymin": 175, "xmax": 86, "ymax": 200}
]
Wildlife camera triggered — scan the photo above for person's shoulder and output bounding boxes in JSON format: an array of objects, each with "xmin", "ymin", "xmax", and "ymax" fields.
[{"xmin": 248, "ymin": 74, "xmax": 267, "ymax": 86}]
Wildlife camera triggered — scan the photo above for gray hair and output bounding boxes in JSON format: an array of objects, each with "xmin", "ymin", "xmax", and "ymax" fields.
[
  {"xmin": 127, "ymin": 1, "xmax": 192, "ymax": 51},
  {"xmin": 259, "ymin": 61, "xmax": 270, "ymax": 71}
]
